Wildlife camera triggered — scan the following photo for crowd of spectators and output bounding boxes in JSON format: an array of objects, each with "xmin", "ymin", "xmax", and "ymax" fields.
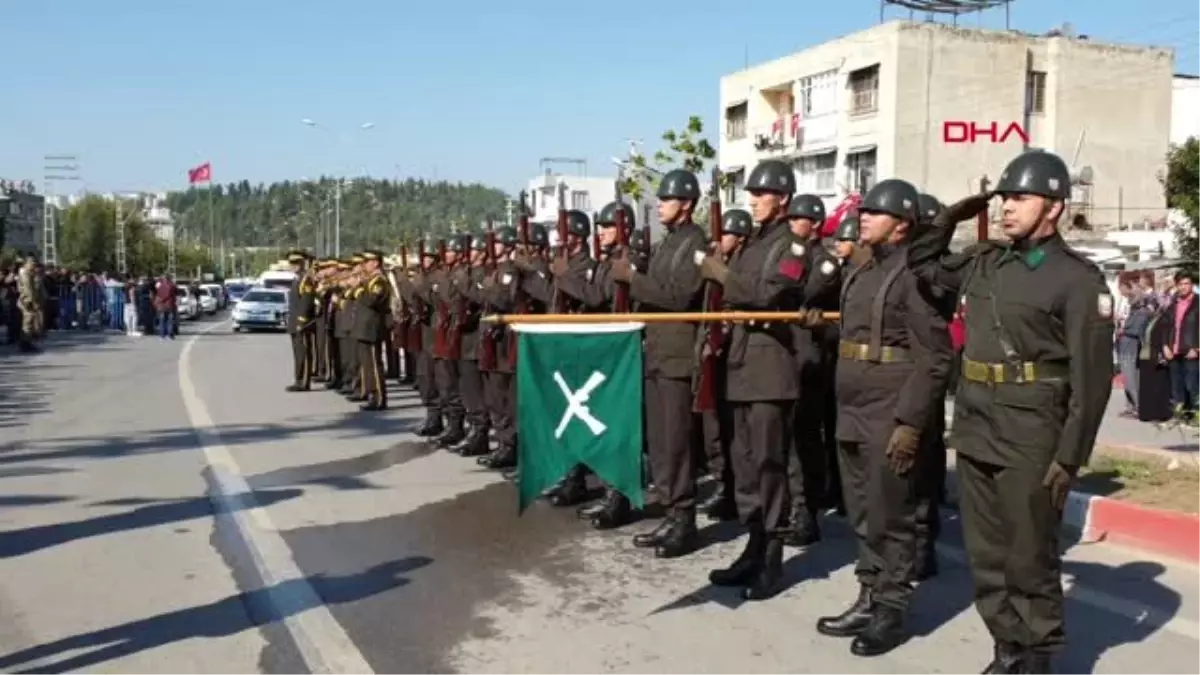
[{"xmin": 1115, "ymin": 269, "xmax": 1199, "ymax": 424}]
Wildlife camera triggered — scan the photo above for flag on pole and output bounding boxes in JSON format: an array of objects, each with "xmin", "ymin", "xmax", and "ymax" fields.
[
  {"xmin": 188, "ymin": 162, "xmax": 212, "ymax": 184},
  {"xmin": 515, "ymin": 322, "xmax": 644, "ymax": 513}
]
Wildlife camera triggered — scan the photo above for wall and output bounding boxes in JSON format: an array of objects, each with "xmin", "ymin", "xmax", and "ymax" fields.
[{"xmin": 1172, "ymin": 75, "xmax": 1200, "ymax": 145}]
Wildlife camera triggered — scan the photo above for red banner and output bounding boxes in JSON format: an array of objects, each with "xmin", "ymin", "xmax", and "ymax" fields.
[{"xmin": 188, "ymin": 162, "xmax": 212, "ymax": 184}]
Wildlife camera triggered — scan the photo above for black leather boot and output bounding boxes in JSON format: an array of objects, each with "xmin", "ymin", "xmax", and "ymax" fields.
[
  {"xmin": 912, "ymin": 545, "xmax": 939, "ymax": 582},
  {"xmin": 417, "ymin": 412, "xmax": 444, "ymax": 437},
  {"xmin": 285, "ymin": 382, "xmax": 310, "ymax": 392},
  {"xmin": 709, "ymin": 526, "xmax": 765, "ymax": 587},
  {"xmin": 324, "ymin": 378, "xmax": 342, "ymax": 390},
  {"xmin": 1024, "ymin": 651, "xmax": 1053, "ymax": 674},
  {"xmin": 981, "ymin": 642, "xmax": 1027, "ymax": 674},
  {"xmin": 816, "ymin": 585, "xmax": 875, "ymax": 637},
  {"xmin": 632, "ymin": 518, "xmax": 674, "ymax": 548},
  {"xmin": 655, "ymin": 510, "xmax": 698, "ymax": 559},
  {"xmin": 359, "ymin": 396, "xmax": 386, "ymax": 411},
  {"xmin": 850, "ymin": 605, "xmax": 908, "ymax": 657},
  {"xmin": 592, "ymin": 490, "xmax": 634, "ymax": 530},
  {"xmin": 699, "ymin": 489, "xmax": 738, "ymax": 522},
  {"xmin": 458, "ymin": 428, "xmax": 490, "ymax": 457},
  {"xmin": 548, "ymin": 467, "xmax": 589, "ymax": 507},
  {"xmin": 437, "ymin": 420, "xmax": 467, "ymax": 448},
  {"xmin": 480, "ymin": 444, "xmax": 516, "ymax": 469},
  {"xmin": 742, "ymin": 537, "xmax": 785, "ymax": 601},
  {"xmin": 781, "ymin": 504, "xmax": 821, "ymax": 547}
]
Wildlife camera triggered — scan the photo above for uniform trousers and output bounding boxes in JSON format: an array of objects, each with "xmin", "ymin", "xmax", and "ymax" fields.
[
  {"xmin": 435, "ymin": 357, "xmax": 465, "ymax": 424},
  {"xmin": 484, "ymin": 370, "xmax": 515, "ymax": 445},
  {"xmin": 957, "ymin": 450, "xmax": 1065, "ymax": 653},
  {"xmin": 644, "ymin": 376, "xmax": 696, "ymax": 515},
  {"xmin": 730, "ymin": 400, "xmax": 792, "ymax": 532},
  {"xmin": 790, "ymin": 357, "xmax": 829, "ymax": 514},
  {"xmin": 914, "ymin": 399, "xmax": 947, "ymax": 555},
  {"xmin": 290, "ymin": 331, "xmax": 315, "ymax": 386},
  {"xmin": 417, "ymin": 350, "xmax": 439, "ymax": 407},
  {"xmin": 357, "ymin": 340, "xmax": 387, "ymax": 404},
  {"xmin": 460, "ymin": 358, "xmax": 487, "ymax": 429},
  {"xmin": 838, "ymin": 437, "xmax": 918, "ymax": 610},
  {"xmin": 314, "ymin": 320, "xmax": 328, "ymax": 378}
]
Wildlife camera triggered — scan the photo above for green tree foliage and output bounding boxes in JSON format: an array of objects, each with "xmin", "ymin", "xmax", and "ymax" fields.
[
  {"xmin": 56, "ymin": 196, "xmax": 210, "ymax": 277},
  {"xmin": 617, "ymin": 116, "xmax": 726, "ymax": 223},
  {"xmin": 1163, "ymin": 137, "xmax": 1199, "ymax": 271},
  {"xmin": 163, "ymin": 177, "xmax": 509, "ymax": 255}
]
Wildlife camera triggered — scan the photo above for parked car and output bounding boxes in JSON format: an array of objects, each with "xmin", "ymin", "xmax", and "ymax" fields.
[
  {"xmin": 232, "ymin": 288, "xmax": 289, "ymax": 332},
  {"xmin": 196, "ymin": 286, "xmax": 218, "ymax": 315},
  {"xmin": 201, "ymin": 283, "xmax": 227, "ymax": 310},
  {"xmin": 224, "ymin": 282, "xmax": 251, "ymax": 306},
  {"xmin": 176, "ymin": 287, "xmax": 199, "ymax": 321}
]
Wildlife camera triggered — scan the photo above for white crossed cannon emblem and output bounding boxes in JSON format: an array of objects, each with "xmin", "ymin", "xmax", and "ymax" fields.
[{"xmin": 553, "ymin": 370, "xmax": 608, "ymax": 439}]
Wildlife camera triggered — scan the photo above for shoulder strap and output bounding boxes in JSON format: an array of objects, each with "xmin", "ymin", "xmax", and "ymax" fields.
[{"xmin": 867, "ymin": 260, "xmax": 908, "ymax": 361}]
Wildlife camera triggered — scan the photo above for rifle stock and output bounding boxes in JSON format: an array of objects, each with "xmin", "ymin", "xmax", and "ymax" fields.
[
  {"xmin": 479, "ymin": 218, "xmax": 498, "ymax": 371},
  {"xmin": 693, "ymin": 167, "xmax": 724, "ymax": 413},
  {"xmin": 434, "ymin": 239, "xmax": 449, "ymax": 358}
]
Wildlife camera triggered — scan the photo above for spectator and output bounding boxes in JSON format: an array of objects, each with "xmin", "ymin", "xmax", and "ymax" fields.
[
  {"xmin": 1117, "ymin": 275, "xmax": 1156, "ymax": 416},
  {"xmin": 153, "ymin": 274, "xmax": 178, "ymax": 340},
  {"xmin": 1137, "ymin": 298, "xmax": 1174, "ymax": 423},
  {"xmin": 1162, "ymin": 269, "xmax": 1199, "ymax": 421},
  {"xmin": 123, "ymin": 277, "xmax": 141, "ymax": 337}
]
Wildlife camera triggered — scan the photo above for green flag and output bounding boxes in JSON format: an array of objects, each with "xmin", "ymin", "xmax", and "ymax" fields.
[{"xmin": 515, "ymin": 322, "xmax": 645, "ymax": 513}]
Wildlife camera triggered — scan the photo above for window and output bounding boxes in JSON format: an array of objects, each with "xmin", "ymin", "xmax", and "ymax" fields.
[
  {"xmin": 725, "ymin": 102, "xmax": 748, "ymax": 140},
  {"xmin": 849, "ymin": 65, "xmax": 880, "ymax": 115},
  {"xmin": 845, "ymin": 149, "xmax": 877, "ymax": 194},
  {"xmin": 571, "ymin": 190, "xmax": 590, "ymax": 211},
  {"xmin": 797, "ymin": 70, "xmax": 837, "ymax": 118},
  {"xmin": 724, "ymin": 168, "xmax": 746, "ymax": 205},
  {"xmin": 793, "ymin": 152, "xmax": 837, "ymax": 193},
  {"xmin": 1026, "ymin": 70, "xmax": 1047, "ymax": 114}
]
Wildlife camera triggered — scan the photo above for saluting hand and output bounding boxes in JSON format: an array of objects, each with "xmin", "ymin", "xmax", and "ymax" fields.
[
  {"xmin": 938, "ymin": 192, "xmax": 994, "ymax": 226},
  {"xmin": 885, "ymin": 424, "xmax": 920, "ymax": 475}
]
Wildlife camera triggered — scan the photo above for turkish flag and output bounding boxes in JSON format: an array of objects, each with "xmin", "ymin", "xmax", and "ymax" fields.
[
  {"xmin": 188, "ymin": 162, "xmax": 212, "ymax": 184},
  {"xmin": 821, "ymin": 193, "xmax": 863, "ymax": 238}
]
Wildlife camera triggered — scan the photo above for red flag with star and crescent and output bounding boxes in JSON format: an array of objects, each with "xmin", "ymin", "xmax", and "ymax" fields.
[{"xmin": 188, "ymin": 162, "xmax": 212, "ymax": 184}]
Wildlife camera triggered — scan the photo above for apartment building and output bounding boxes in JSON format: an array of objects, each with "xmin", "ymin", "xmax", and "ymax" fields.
[
  {"xmin": 0, "ymin": 180, "xmax": 46, "ymax": 257},
  {"xmin": 718, "ymin": 20, "xmax": 1174, "ymax": 226}
]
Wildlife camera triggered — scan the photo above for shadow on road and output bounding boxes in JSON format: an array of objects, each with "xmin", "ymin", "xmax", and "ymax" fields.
[
  {"xmin": 0, "ymin": 488, "xmax": 303, "ymax": 559},
  {"xmin": 0, "ymin": 557, "xmax": 432, "ymax": 673}
]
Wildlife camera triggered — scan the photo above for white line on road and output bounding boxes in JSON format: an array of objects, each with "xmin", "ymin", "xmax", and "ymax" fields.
[{"xmin": 178, "ymin": 321, "xmax": 374, "ymax": 674}]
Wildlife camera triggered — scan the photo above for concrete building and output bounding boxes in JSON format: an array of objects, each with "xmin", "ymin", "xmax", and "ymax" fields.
[
  {"xmin": 1172, "ymin": 74, "xmax": 1199, "ymax": 145},
  {"xmin": 718, "ymin": 20, "xmax": 1174, "ymax": 228},
  {"xmin": 0, "ymin": 180, "xmax": 46, "ymax": 257}
]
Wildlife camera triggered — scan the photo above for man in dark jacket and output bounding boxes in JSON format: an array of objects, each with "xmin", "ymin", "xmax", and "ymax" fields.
[{"xmin": 1163, "ymin": 269, "xmax": 1199, "ymax": 420}]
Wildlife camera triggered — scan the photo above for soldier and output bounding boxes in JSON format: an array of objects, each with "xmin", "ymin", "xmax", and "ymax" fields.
[
  {"xmin": 324, "ymin": 260, "xmax": 351, "ymax": 390},
  {"xmin": 312, "ymin": 260, "xmax": 334, "ymax": 384},
  {"xmin": 807, "ymin": 178, "xmax": 952, "ymax": 657},
  {"xmin": 16, "ymin": 257, "xmax": 40, "ymax": 353},
  {"xmin": 609, "ymin": 170, "xmax": 707, "ymax": 558},
  {"xmin": 698, "ymin": 159, "xmax": 806, "ymax": 600},
  {"xmin": 406, "ymin": 240, "xmax": 445, "ymax": 436},
  {"xmin": 477, "ymin": 226, "xmax": 521, "ymax": 470},
  {"xmin": 452, "ymin": 235, "xmax": 490, "ymax": 456},
  {"xmin": 907, "ymin": 151, "xmax": 1113, "ymax": 673},
  {"xmin": 823, "ymin": 214, "xmax": 864, "ymax": 518},
  {"xmin": 833, "ymin": 216, "xmax": 861, "ymax": 262},
  {"xmin": 432, "ymin": 238, "xmax": 468, "ymax": 446},
  {"xmin": 353, "ymin": 250, "xmax": 391, "ymax": 411},
  {"xmin": 285, "ymin": 250, "xmax": 318, "ymax": 392},
  {"xmin": 783, "ymin": 193, "xmax": 840, "ymax": 547},
  {"xmin": 696, "ymin": 208, "xmax": 753, "ymax": 523},
  {"xmin": 913, "ymin": 192, "xmax": 950, "ymax": 582}
]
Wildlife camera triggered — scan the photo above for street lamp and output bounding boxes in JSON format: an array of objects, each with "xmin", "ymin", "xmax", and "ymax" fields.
[{"xmin": 301, "ymin": 118, "xmax": 375, "ymax": 257}]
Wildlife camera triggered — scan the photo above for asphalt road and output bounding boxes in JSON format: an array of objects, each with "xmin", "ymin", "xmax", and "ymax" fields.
[{"xmin": 0, "ymin": 319, "xmax": 1197, "ymax": 673}]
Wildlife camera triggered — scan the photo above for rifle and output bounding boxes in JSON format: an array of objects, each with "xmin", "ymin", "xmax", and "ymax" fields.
[
  {"xmin": 408, "ymin": 239, "xmax": 425, "ymax": 353},
  {"xmin": 693, "ymin": 167, "xmax": 724, "ymax": 413},
  {"xmin": 391, "ymin": 245, "xmax": 412, "ymax": 350},
  {"xmin": 552, "ymin": 180, "xmax": 569, "ymax": 313},
  {"xmin": 434, "ymin": 238, "xmax": 449, "ymax": 359},
  {"xmin": 447, "ymin": 235, "xmax": 469, "ymax": 361},
  {"xmin": 478, "ymin": 218, "xmax": 498, "ymax": 371},
  {"xmin": 508, "ymin": 191, "xmax": 531, "ymax": 369},
  {"xmin": 612, "ymin": 172, "xmax": 631, "ymax": 313}
]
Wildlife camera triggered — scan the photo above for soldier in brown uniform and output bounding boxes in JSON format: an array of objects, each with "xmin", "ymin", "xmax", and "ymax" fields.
[
  {"xmin": 432, "ymin": 238, "xmax": 468, "ymax": 446},
  {"xmin": 286, "ymin": 250, "xmax": 318, "ymax": 392},
  {"xmin": 518, "ymin": 211, "xmax": 600, "ymax": 506},
  {"xmin": 450, "ymin": 235, "xmax": 490, "ymax": 455},
  {"xmin": 609, "ymin": 170, "xmax": 707, "ymax": 558},
  {"xmin": 404, "ymin": 240, "xmax": 445, "ymax": 437},
  {"xmin": 476, "ymin": 226, "xmax": 521, "ymax": 470},
  {"xmin": 698, "ymin": 159, "xmax": 807, "ymax": 600},
  {"xmin": 810, "ymin": 179, "xmax": 952, "ymax": 657},
  {"xmin": 907, "ymin": 151, "xmax": 1113, "ymax": 674},
  {"xmin": 696, "ymin": 208, "xmax": 753, "ymax": 523},
  {"xmin": 353, "ymin": 250, "xmax": 391, "ymax": 411},
  {"xmin": 338, "ymin": 254, "xmax": 364, "ymax": 398}
]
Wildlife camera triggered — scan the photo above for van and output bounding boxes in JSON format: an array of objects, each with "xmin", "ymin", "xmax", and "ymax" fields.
[{"xmin": 257, "ymin": 270, "xmax": 296, "ymax": 291}]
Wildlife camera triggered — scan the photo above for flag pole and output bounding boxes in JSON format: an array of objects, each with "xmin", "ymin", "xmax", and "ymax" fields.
[
  {"xmin": 207, "ymin": 178, "xmax": 215, "ymax": 268},
  {"xmin": 481, "ymin": 310, "xmax": 840, "ymax": 325}
]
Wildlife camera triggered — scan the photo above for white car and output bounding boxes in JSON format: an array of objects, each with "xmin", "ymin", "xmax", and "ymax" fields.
[
  {"xmin": 196, "ymin": 286, "xmax": 218, "ymax": 315},
  {"xmin": 176, "ymin": 288, "xmax": 199, "ymax": 320},
  {"xmin": 232, "ymin": 288, "xmax": 289, "ymax": 332},
  {"xmin": 201, "ymin": 283, "xmax": 227, "ymax": 310}
]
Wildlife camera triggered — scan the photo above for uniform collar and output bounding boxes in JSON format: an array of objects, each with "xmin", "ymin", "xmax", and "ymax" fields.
[
  {"xmin": 1001, "ymin": 233, "xmax": 1062, "ymax": 269},
  {"xmin": 870, "ymin": 241, "xmax": 904, "ymax": 261}
]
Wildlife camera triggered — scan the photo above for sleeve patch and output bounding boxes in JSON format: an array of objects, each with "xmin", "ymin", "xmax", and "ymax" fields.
[
  {"xmin": 1098, "ymin": 293, "xmax": 1113, "ymax": 319},
  {"xmin": 819, "ymin": 260, "xmax": 836, "ymax": 276},
  {"xmin": 779, "ymin": 258, "xmax": 805, "ymax": 281}
]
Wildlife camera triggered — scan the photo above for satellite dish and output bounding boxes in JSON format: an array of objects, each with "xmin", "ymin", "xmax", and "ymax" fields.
[{"xmin": 1070, "ymin": 165, "xmax": 1094, "ymax": 185}]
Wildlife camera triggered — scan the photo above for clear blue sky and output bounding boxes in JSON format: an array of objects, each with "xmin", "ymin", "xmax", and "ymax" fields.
[{"xmin": 2, "ymin": 0, "xmax": 1196, "ymax": 195}]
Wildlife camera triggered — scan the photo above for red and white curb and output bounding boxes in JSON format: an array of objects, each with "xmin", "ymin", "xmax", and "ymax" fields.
[{"xmin": 1065, "ymin": 490, "xmax": 1200, "ymax": 564}]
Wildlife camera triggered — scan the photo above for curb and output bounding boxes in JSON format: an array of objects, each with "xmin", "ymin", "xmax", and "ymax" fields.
[{"xmin": 1064, "ymin": 490, "xmax": 1200, "ymax": 564}]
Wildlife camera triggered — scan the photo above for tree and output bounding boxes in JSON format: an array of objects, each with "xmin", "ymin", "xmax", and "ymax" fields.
[
  {"xmin": 1163, "ymin": 136, "xmax": 1198, "ymax": 271},
  {"xmin": 617, "ymin": 116, "xmax": 727, "ymax": 224}
]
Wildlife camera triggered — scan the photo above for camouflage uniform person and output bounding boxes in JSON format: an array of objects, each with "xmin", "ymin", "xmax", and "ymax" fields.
[{"xmin": 16, "ymin": 257, "xmax": 41, "ymax": 353}]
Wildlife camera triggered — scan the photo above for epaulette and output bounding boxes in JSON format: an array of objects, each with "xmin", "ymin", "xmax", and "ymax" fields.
[{"xmin": 1060, "ymin": 243, "xmax": 1108, "ymax": 282}]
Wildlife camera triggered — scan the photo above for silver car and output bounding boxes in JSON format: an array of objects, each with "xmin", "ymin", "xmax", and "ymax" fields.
[{"xmin": 231, "ymin": 289, "xmax": 288, "ymax": 332}]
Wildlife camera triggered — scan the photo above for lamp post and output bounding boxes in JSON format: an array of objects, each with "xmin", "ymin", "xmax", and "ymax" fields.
[{"xmin": 301, "ymin": 119, "xmax": 374, "ymax": 257}]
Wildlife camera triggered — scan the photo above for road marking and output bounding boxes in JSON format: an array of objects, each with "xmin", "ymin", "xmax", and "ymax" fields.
[{"xmin": 179, "ymin": 321, "xmax": 374, "ymax": 674}]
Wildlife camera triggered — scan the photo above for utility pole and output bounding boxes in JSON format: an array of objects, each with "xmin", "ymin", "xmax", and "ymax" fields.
[
  {"xmin": 115, "ymin": 199, "xmax": 127, "ymax": 275},
  {"xmin": 42, "ymin": 154, "xmax": 81, "ymax": 266},
  {"xmin": 334, "ymin": 179, "xmax": 343, "ymax": 257}
]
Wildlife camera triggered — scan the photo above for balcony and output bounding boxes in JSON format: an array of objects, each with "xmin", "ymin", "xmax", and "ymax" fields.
[{"xmin": 752, "ymin": 113, "xmax": 841, "ymax": 158}]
